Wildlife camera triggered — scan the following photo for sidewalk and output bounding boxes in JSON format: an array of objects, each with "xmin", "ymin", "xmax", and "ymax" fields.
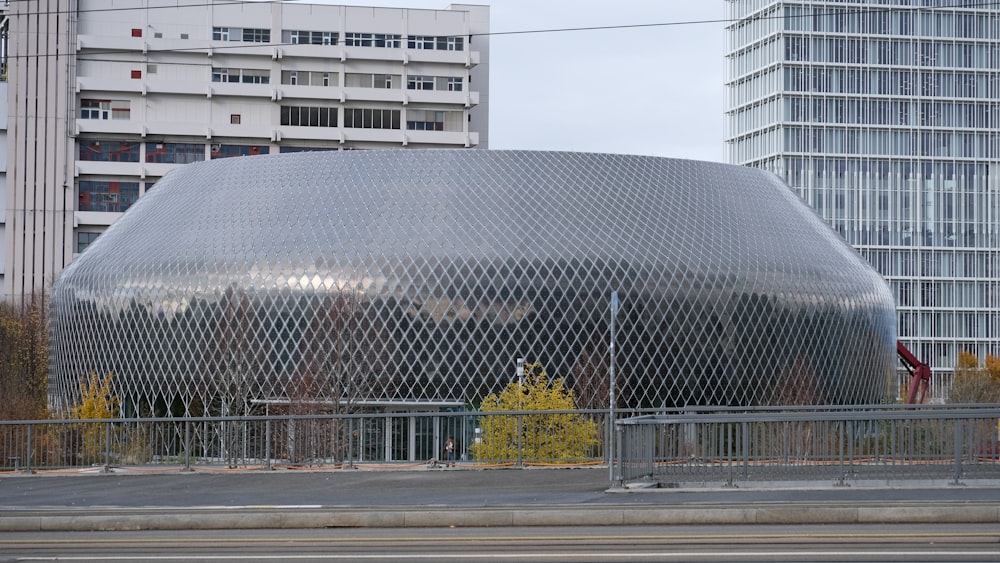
[{"xmin": 2, "ymin": 465, "xmax": 999, "ymax": 530}]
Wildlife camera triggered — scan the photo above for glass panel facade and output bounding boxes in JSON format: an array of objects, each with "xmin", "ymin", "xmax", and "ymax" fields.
[{"xmin": 725, "ymin": 0, "xmax": 1000, "ymax": 397}]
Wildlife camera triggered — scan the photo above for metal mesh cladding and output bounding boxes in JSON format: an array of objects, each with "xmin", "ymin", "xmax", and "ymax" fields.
[{"xmin": 49, "ymin": 150, "xmax": 897, "ymax": 415}]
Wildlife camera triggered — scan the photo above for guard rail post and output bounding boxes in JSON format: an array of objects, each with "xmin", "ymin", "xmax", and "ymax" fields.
[{"xmin": 952, "ymin": 418, "xmax": 963, "ymax": 485}]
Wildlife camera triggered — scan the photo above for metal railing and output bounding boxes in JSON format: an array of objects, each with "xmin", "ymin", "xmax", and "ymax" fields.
[
  {"xmin": 6, "ymin": 405, "xmax": 999, "ymax": 488},
  {"xmin": 0, "ymin": 410, "xmax": 609, "ymax": 472},
  {"xmin": 614, "ymin": 404, "xmax": 1000, "ymax": 487}
]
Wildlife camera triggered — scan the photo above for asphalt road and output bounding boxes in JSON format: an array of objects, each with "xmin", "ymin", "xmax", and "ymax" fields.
[{"xmin": 3, "ymin": 524, "xmax": 1000, "ymax": 562}]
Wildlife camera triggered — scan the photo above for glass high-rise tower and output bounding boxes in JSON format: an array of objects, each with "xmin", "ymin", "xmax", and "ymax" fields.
[{"xmin": 726, "ymin": 1, "xmax": 1000, "ymax": 399}]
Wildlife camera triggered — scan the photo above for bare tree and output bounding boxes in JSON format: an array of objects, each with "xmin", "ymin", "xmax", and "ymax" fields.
[{"xmin": 0, "ymin": 298, "xmax": 49, "ymax": 421}]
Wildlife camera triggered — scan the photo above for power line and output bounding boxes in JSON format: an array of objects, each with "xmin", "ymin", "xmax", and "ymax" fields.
[{"xmin": 3, "ymin": 0, "xmax": 1000, "ymax": 64}]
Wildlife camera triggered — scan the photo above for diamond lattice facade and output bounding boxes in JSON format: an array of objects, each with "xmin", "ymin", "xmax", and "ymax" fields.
[{"xmin": 49, "ymin": 150, "xmax": 897, "ymax": 416}]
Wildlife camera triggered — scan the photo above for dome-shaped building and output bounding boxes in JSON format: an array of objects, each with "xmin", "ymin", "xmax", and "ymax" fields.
[{"xmin": 50, "ymin": 150, "xmax": 896, "ymax": 417}]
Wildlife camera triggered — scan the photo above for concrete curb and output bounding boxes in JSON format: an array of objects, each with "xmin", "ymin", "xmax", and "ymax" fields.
[{"xmin": 3, "ymin": 504, "xmax": 999, "ymax": 531}]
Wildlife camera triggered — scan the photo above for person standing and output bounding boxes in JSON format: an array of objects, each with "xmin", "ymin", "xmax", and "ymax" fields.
[{"xmin": 444, "ymin": 436, "xmax": 456, "ymax": 467}]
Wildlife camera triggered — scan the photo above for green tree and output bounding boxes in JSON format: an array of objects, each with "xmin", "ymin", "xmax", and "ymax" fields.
[
  {"xmin": 472, "ymin": 362, "xmax": 598, "ymax": 462},
  {"xmin": 71, "ymin": 372, "xmax": 121, "ymax": 464},
  {"xmin": 949, "ymin": 350, "xmax": 1000, "ymax": 403}
]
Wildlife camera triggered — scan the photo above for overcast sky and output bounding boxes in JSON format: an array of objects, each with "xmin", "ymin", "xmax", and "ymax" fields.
[{"xmin": 335, "ymin": 1, "xmax": 727, "ymax": 162}]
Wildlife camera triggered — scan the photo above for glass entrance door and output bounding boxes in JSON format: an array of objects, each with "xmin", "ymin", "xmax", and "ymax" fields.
[
  {"xmin": 389, "ymin": 415, "xmax": 409, "ymax": 461},
  {"xmin": 387, "ymin": 410, "xmax": 439, "ymax": 462}
]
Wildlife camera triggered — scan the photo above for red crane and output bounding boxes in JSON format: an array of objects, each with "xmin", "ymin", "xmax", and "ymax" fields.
[{"xmin": 897, "ymin": 341, "xmax": 931, "ymax": 404}]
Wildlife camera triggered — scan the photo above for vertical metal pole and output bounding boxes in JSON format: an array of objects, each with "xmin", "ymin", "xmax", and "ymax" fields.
[
  {"xmin": 726, "ymin": 423, "xmax": 735, "ymax": 488},
  {"xmin": 265, "ymin": 418, "xmax": 272, "ymax": 471},
  {"xmin": 837, "ymin": 420, "xmax": 846, "ymax": 486},
  {"xmin": 348, "ymin": 417, "xmax": 355, "ymax": 469},
  {"xmin": 516, "ymin": 414, "xmax": 523, "ymax": 467},
  {"xmin": 104, "ymin": 421, "xmax": 112, "ymax": 471},
  {"xmin": 741, "ymin": 421, "xmax": 749, "ymax": 479},
  {"xmin": 609, "ymin": 290, "xmax": 618, "ymax": 482},
  {"xmin": 25, "ymin": 424, "xmax": 32, "ymax": 473},
  {"xmin": 952, "ymin": 418, "xmax": 963, "ymax": 485},
  {"xmin": 184, "ymin": 419, "xmax": 191, "ymax": 472}
]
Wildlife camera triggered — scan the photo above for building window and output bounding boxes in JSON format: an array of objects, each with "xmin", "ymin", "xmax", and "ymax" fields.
[
  {"xmin": 345, "ymin": 32, "xmax": 373, "ymax": 47},
  {"xmin": 147, "ymin": 64, "xmax": 158, "ymax": 74},
  {"xmin": 374, "ymin": 33, "xmax": 401, "ymax": 48},
  {"xmin": 406, "ymin": 35, "xmax": 463, "ymax": 51},
  {"xmin": 78, "ymin": 140, "xmax": 140, "ymax": 162},
  {"xmin": 230, "ymin": 114, "xmax": 241, "ymax": 125},
  {"xmin": 131, "ymin": 28, "xmax": 142, "ymax": 38},
  {"xmin": 77, "ymin": 232, "xmax": 101, "ymax": 253},
  {"xmin": 406, "ymin": 110, "xmax": 445, "ymax": 131},
  {"xmin": 80, "ymin": 99, "xmax": 130, "ymax": 120},
  {"xmin": 344, "ymin": 108, "xmax": 400, "ymax": 129},
  {"xmin": 78, "ymin": 181, "xmax": 140, "ymax": 212},
  {"xmin": 284, "ymin": 30, "xmax": 337, "ymax": 45},
  {"xmin": 447, "ymin": 77, "xmax": 462, "ymax": 92},
  {"xmin": 406, "ymin": 109, "xmax": 461, "ymax": 132},
  {"xmin": 153, "ymin": 32, "xmax": 162, "ymax": 39},
  {"xmin": 408, "ymin": 35, "xmax": 434, "ymax": 50},
  {"xmin": 212, "ymin": 27, "xmax": 229, "ymax": 41},
  {"xmin": 407, "ymin": 75, "xmax": 434, "ymax": 90},
  {"xmin": 131, "ymin": 70, "xmax": 142, "ymax": 79},
  {"xmin": 242, "ymin": 28, "xmax": 270, "ymax": 43},
  {"xmin": 145, "ymin": 142, "xmax": 205, "ymax": 164},
  {"xmin": 279, "ymin": 146, "xmax": 338, "ymax": 153},
  {"xmin": 180, "ymin": 33, "xmax": 189, "ymax": 40},
  {"xmin": 213, "ymin": 68, "xmax": 269, "ymax": 84},
  {"xmin": 280, "ymin": 106, "xmax": 337, "ymax": 127},
  {"xmin": 80, "ymin": 100, "xmax": 107, "ymax": 119},
  {"xmin": 210, "ymin": 144, "xmax": 269, "ymax": 159},
  {"xmin": 281, "ymin": 70, "xmax": 336, "ymax": 87},
  {"xmin": 241, "ymin": 69, "xmax": 269, "ymax": 84}
]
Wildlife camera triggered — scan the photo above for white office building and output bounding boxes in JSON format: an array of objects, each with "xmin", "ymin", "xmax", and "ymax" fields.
[
  {"xmin": 725, "ymin": 0, "xmax": 1000, "ymax": 398},
  {"xmin": 2, "ymin": 0, "xmax": 489, "ymax": 303}
]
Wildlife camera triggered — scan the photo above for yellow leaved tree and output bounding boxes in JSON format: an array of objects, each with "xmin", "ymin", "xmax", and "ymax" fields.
[
  {"xmin": 472, "ymin": 362, "xmax": 598, "ymax": 463},
  {"xmin": 71, "ymin": 372, "xmax": 121, "ymax": 464},
  {"xmin": 950, "ymin": 350, "xmax": 1000, "ymax": 403}
]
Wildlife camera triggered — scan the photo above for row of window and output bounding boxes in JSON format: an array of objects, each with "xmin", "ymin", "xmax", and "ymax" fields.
[
  {"xmin": 77, "ymin": 140, "xmax": 436, "ymax": 164},
  {"xmin": 729, "ymin": 34, "xmax": 1000, "ymax": 81},
  {"xmin": 782, "ymin": 97, "xmax": 997, "ymax": 129},
  {"xmin": 867, "ymin": 249, "xmax": 1000, "ymax": 285},
  {"xmin": 211, "ymin": 67, "xmax": 270, "ymax": 84},
  {"xmin": 212, "ymin": 27, "xmax": 270, "ymax": 43},
  {"xmin": 897, "ymin": 309, "xmax": 1000, "ymax": 340},
  {"xmin": 785, "ymin": 36, "xmax": 1000, "ymax": 69},
  {"xmin": 279, "ymin": 106, "xmax": 465, "ymax": 131},
  {"xmin": 784, "ymin": 66, "xmax": 999, "ymax": 99},
  {"xmin": 213, "ymin": 26, "xmax": 464, "ymax": 51},
  {"xmin": 84, "ymin": 69, "xmax": 464, "ymax": 91},
  {"xmin": 782, "ymin": 126, "xmax": 998, "ymax": 159},
  {"xmin": 782, "ymin": 5, "xmax": 1000, "ymax": 39}
]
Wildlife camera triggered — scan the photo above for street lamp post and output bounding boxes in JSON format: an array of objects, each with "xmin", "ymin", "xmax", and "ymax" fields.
[{"xmin": 609, "ymin": 291, "xmax": 618, "ymax": 482}]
